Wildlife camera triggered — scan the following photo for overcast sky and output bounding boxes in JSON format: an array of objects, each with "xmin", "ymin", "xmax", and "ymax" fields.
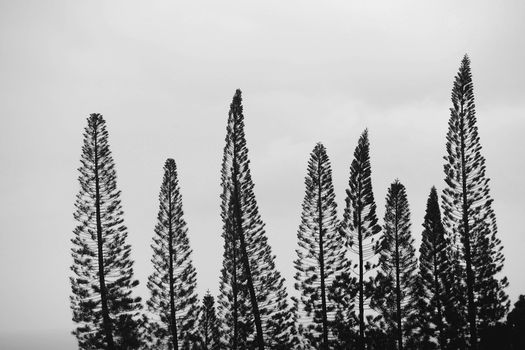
[{"xmin": 1, "ymin": 0, "xmax": 524, "ymax": 348}]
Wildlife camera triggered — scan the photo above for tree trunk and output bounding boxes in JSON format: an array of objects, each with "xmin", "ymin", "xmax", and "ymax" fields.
[
  {"xmin": 394, "ymin": 197, "xmax": 403, "ymax": 350},
  {"xmin": 231, "ymin": 130, "xmax": 265, "ymax": 350},
  {"xmin": 459, "ymin": 106, "xmax": 478, "ymax": 350},
  {"xmin": 432, "ymin": 236, "xmax": 445, "ymax": 350},
  {"xmin": 93, "ymin": 122, "xmax": 115, "ymax": 350},
  {"xmin": 167, "ymin": 176, "xmax": 179, "ymax": 350},
  {"xmin": 357, "ymin": 180, "xmax": 365, "ymax": 350},
  {"xmin": 317, "ymin": 156, "xmax": 329, "ymax": 349}
]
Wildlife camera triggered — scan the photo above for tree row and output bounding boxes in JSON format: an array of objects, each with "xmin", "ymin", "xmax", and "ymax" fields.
[{"xmin": 70, "ymin": 56, "xmax": 519, "ymax": 350}]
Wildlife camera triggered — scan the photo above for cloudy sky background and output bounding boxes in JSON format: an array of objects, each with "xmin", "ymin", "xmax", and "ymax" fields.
[{"xmin": 1, "ymin": 0, "xmax": 524, "ymax": 348}]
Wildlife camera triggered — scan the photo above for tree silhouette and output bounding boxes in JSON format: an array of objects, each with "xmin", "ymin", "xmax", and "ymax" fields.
[
  {"xmin": 411, "ymin": 187, "xmax": 455, "ymax": 349},
  {"xmin": 507, "ymin": 295, "xmax": 525, "ymax": 349},
  {"xmin": 339, "ymin": 129, "xmax": 381, "ymax": 349},
  {"xmin": 217, "ymin": 89, "xmax": 294, "ymax": 350},
  {"xmin": 70, "ymin": 113, "xmax": 142, "ymax": 350},
  {"xmin": 372, "ymin": 180, "xmax": 417, "ymax": 350},
  {"xmin": 198, "ymin": 292, "xmax": 222, "ymax": 350},
  {"xmin": 146, "ymin": 158, "xmax": 199, "ymax": 349},
  {"xmin": 441, "ymin": 55, "xmax": 509, "ymax": 349},
  {"xmin": 293, "ymin": 143, "xmax": 348, "ymax": 349}
]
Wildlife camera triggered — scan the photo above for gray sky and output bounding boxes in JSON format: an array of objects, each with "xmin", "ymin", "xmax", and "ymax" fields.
[{"xmin": 1, "ymin": 0, "xmax": 524, "ymax": 348}]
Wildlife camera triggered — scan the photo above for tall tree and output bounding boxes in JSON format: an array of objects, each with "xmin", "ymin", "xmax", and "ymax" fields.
[
  {"xmin": 198, "ymin": 292, "xmax": 222, "ymax": 350},
  {"xmin": 70, "ymin": 113, "xmax": 142, "ymax": 350},
  {"xmin": 146, "ymin": 158, "xmax": 199, "ymax": 349},
  {"xmin": 294, "ymin": 143, "xmax": 348, "ymax": 349},
  {"xmin": 339, "ymin": 129, "xmax": 381, "ymax": 349},
  {"xmin": 411, "ymin": 187, "xmax": 450, "ymax": 350},
  {"xmin": 372, "ymin": 180, "xmax": 417, "ymax": 350},
  {"xmin": 217, "ymin": 89, "xmax": 294, "ymax": 350},
  {"xmin": 441, "ymin": 55, "xmax": 509, "ymax": 349}
]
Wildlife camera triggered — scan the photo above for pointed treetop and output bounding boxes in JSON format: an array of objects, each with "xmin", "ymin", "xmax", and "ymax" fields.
[
  {"xmin": 429, "ymin": 186, "xmax": 438, "ymax": 200},
  {"xmin": 456, "ymin": 54, "xmax": 473, "ymax": 82},
  {"xmin": 313, "ymin": 142, "xmax": 326, "ymax": 154},
  {"xmin": 231, "ymin": 89, "xmax": 243, "ymax": 107},
  {"xmin": 165, "ymin": 158, "xmax": 176, "ymax": 169},
  {"xmin": 389, "ymin": 179, "xmax": 406, "ymax": 196},
  {"xmin": 462, "ymin": 53, "xmax": 470, "ymax": 66},
  {"xmin": 360, "ymin": 128, "xmax": 369, "ymax": 141}
]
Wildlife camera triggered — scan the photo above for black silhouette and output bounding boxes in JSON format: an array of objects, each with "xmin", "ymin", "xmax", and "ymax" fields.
[
  {"xmin": 70, "ymin": 113, "xmax": 142, "ymax": 350},
  {"xmin": 372, "ymin": 180, "xmax": 417, "ymax": 350},
  {"xmin": 146, "ymin": 158, "xmax": 199, "ymax": 349},
  {"xmin": 339, "ymin": 129, "xmax": 381, "ymax": 349},
  {"xmin": 217, "ymin": 90, "xmax": 293, "ymax": 350},
  {"xmin": 441, "ymin": 55, "xmax": 509, "ymax": 349},
  {"xmin": 293, "ymin": 143, "xmax": 348, "ymax": 349},
  {"xmin": 198, "ymin": 292, "xmax": 222, "ymax": 350}
]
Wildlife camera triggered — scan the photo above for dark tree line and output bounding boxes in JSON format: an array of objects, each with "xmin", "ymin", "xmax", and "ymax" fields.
[{"xmin": 71, "ymin": 56, "xmax": 518, "ymax": 350}]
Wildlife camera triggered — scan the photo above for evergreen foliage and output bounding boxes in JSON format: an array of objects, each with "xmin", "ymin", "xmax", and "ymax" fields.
[
  {"xmin": 293, "ymin": 143, "xmax": 348, "ymax": 349},
  {"xmin": 441, "ymin": 55, "xmax": 509, "ymax": 349},
  {"xmin": 217, "ymin": 89, "xmax": 294, "ymax": 350},
  {"xmin": 507, "ymin": 295, "xmax": 525, "ymax": 349},
  {"xmin": 198, "ymin": 292, "xmax": 222, "ymax": 350},
  {"xmin": 146, "ymin": 158, "xmax": 199, "ymax": 349},
  {"xmin": 412, "ymin": 187, "xmax": 449, "ymax": 349},
  {"xmin": 339, "ymin": 129, "xmax": 381, "ymax": 349},
  {"xmin": 372, "ymin": 180, "xmax": 417, "ymax": 350},
  {"xmin": 70, "ymin": 113, "xmax": 142, "ymax": 350}
]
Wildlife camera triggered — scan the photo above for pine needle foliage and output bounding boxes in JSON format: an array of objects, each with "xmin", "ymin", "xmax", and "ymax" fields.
[
  {"xmin": 217, "ymin": 89, "xmax": 294, "ymax": 350},
  {"xmin": 198, "ymin": 292, "xmax": 222, "ymax": 350},
  {"xmin": 146, "ymin": 158, "xmax": 199, "ymax": 349},
  {"xmin": 70, "ymin": 113, "xmax": 142, "ymax": 350},
  {"xmin": 293, "ymin": 143, "xmax": 348, "ymax": 350},
  {"xmin": 373, "ymin": 180, "xmax": 417, "ymax": 350},
  {"xmin": 339, "ymin": 129, "xmax": 381, "ymax": 349},
  {"xmin": 412, "ymin": 187, "xmax": 450, "ymax": 349},
  {"xmin": 441, "ymin": 55, "xmax": 509, "ymax": 349}
]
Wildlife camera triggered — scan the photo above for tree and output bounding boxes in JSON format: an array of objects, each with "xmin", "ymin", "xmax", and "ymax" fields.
[
  {"xmin": 507, "ymin": 295, "xmax": 525, "ymax": 349},
  {"xmin": 293, "ymin": 143, "xmax": 348, "ymax": 349},
  {"xmin": 372, "ymin": 180, "xmax": 417, "ymax": 350},
  {"xmin": 412, "ymin": 187, "xmax": 449, "ymax": 349},
  {"xmin": 70, "ymin": 113, "xmax": 142, "ymax": 350},
  {"xmin": 339, "ymin": 129, "xmax": 381, "ymax": 349},
  {"xmin": 217, "ymin": 89, "xmax": 294, "ymax": 350},
  {"xmin": 441, "ymin": 55, "xmax": 509, "ymax": 349},
  {"xmin": 146, "ymin": 158, "xmax": 199, "ymax": 349},
  {"xmin": 198, "ymin": 292, "xmax": 222, "ymax": 350}
]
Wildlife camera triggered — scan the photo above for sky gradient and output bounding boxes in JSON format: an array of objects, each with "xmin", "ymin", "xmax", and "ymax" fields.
[{"xmin": 1, "ymin": 1, "xmax": 524, "ymax": 348}]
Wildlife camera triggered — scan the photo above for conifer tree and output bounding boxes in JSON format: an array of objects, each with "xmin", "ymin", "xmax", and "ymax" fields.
[
  {"xmin": 412, "ymin": 187, "xmax": 450, "ymax": 349},
  {"xmin": 339, "ymin": 129, "xmax": 381, "ymax": 349},
  {"xmin": 293, "ymin": 143, "xmax": 348, "ymax": 350},
  {"xmin": 146, "ymin": 158, "xmax": 199, "ymax": 349},
  {"xmin": 507, "ymin": 295, "xmax": 525, "ymax": 349},
  {"xmin": 198, "ymin": 292, "xmax": 222, "ymax": 350},
  {"xmin": 372, "ymin": 180, "xmax": 417, "ymax": 350},
  {"xmin": 442, "ymin": 55, "xmax": 509, "ymax": 349},
  {"xmin": 70, "ymin": 113, "xmax": 142, "ymax": 350},
  {"xmin": 217, "ymin": 89, "xmax": 294, "ymax": 350}
]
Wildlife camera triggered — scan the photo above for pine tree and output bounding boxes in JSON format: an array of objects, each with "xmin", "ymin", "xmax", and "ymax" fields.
[
  {"xmin": 146, "ymin": 158, "xmax": 199, "ymax": 349},
  {"xmin": 412, "ymin": 187, "xmax": 449, "ymax": 349},
  {"xmin": 70, "ymin": 113, "xmax": 142, "ymax": 350},
  {"xmin": 339, "ymin": 129, "xmax": 381, "ymax": 349},
  {"xmin": 198, "ymin": 292, "xmax": 222, "ymax": 350},
  {"xmin": 441, "ymin": 55, "xmax": 509, "ymax": 349},
  {"xmin": 372, "ymin": 180, "xmax": 417, "ymax": 350},
  {"xmin": 217, "ymin": 89, "xmax": 294, "ymax": 350},
  {"xmin": 507, "ymin": 295, "xmax": 525, "ymax": 349},
  {"xmin": 293, "ymin": 143, "xmax": 348, "ymax": 349}
]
